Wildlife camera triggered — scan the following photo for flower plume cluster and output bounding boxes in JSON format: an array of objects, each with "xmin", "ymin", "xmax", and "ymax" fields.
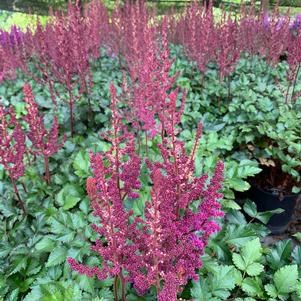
[
  {"xmin": 23, "ymin": 83, "xmax": 64, "ymax": 157},
  {"xmin": 0, "ymin": 106, "xmax": 26, "ymax": 180},
  {"xmin": 68, "ymin": 80, "xmax": 224, "ymax": 301}
]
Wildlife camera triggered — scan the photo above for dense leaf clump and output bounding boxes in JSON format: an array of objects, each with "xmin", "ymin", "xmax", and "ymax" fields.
[{"xmin": 0, "ymin": 1, "xmax": 301, "ymax": 300}]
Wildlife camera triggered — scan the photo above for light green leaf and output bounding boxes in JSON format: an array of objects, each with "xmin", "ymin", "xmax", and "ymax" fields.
[
  {"xmin": 243, "ymin": 200, "xmax": 257, "ymax": 218},
  {"xmin": 241, "ymin": 277, "xmax": 264, "ymax": 298},
  {"xmin": 57, "ymin": 184, "xmax": 83, "ymax": 210},
  {"xmin": 246, "ymin": 262, "xmax": 264, "ymax": 276},
  {"xmin": 233, "ymin": 253, "xmax": 245, "ymax": 271},
  {"xmin": 228, "ymin": 178, "xmax": 250, "ymax": 192},
  {"xmin": 242, "ymin": 238, "xmax": 262, "ymax": 266},
  {"xmin": 266, "ymin": 240, "xmax": 293, "ymax": 270},
  {"xmin": 73, "ymin": 151, "xmax": 90, "ymax": 178},
  {"xmin": 191, "ymin": 280, "xmax": 212, "ymax": 301},
  {"xmin": 222, "ymin": 200, "xmax": 241, "ymax": 210},
  {"xmin": 296, "ymin": 281, "xmax": 301, "ymax": 298},
  {"xmin": 211, "ymin": 265, "xmax": 237, "ymax": 292},
  {"xmin": 256, "ymin": 208, "xmax": 284, "ymax": 224},
  {"xmin": 46, "ymin": 246, "xmax": 68, "ymax": 267},
  {"xmin": 35, "ymin": 237, "xmax": 55, "ymax": 252},
  {"xmin": 9, "ymin": 256, "xmax": 27, "ymax": 276},
  {"xmin": 292, "ymin": 186, "xmax": 301, "ymax": 194},
  {"xmin": 274, "ymin": 265, "xmax": 298, "ymax": 294},
  {"xmin": 265, "ymin": 284, "xmax": 278, "ymax": 298}
]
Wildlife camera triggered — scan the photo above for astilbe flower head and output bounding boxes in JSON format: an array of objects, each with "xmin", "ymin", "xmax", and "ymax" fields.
[
  {"xmin": 215, "ymin": 14, "xmax": 241, "ymax": 80},
  {"xmin": 122, "ymin": 16, "xmax": 182, "ymax": 138},
  {"xmin": 0, "ymin": 105, "xmax": 26, "ymax": 180},
  {"xmin": 68, "ymin": 82, "xmax": 142, "ymax": 282},
  {"xmin": 255, "ymin": 10, "xmax": 291, "ymax": 65},
  {"xmin": 290, "ymin": 13, "xmax": 301, "ymax": 34},
  {"xmin": 67, "ymin": 81, "xmax": 224, "ymax": 300},
  {"xmin": 176, "ymin": 1, "xmax": 216, "ymax": 73},
  {"xmin": 22, "ymin": 83, "xmax": 65, "ymax": 157},
  {"xmin": 0, "ymin": 25, "xmax": 28, "ymax": 82},
  {"xmin": 127, "ymin": 119, "xmax": 224, "ymax": 299}
]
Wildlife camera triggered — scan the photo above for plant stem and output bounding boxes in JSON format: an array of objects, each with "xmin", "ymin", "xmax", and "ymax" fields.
[
  {"xmin": 10, "ymin": 175, "xmax": 26, "ymax": 215},
  {"xmin": 291, "ymin": 62, "xmax": 300, "ymax": 102},
  {"xmin": 21, "ymin": 182, "xmax": 28, "ymax": 193},
  {"xmin": 68, "ymin": 89, "xmax": 75, "ymax": 137},
  {"xmin": 44, "ymin": 155, "xmax": 51, "ymax": 184},
  {"xmin": 119, "ymin": 271, "xmax": 126, "ymax": 301},
  {"xmin": 145, "ymin": 131, "xmax": 149, "ymax": 157},
  {"xmin": 114, "ymin": 275, "xmax": 119, "ymax": 301}
]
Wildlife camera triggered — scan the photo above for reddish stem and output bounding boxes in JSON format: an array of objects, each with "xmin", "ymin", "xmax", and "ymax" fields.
[
  {"xmin": 44, "ymin": 155, "xmax": 51, "ymax": 184},
  {"xmin": 10, "ymin": 175, "xmax": 26, "ymax": 215},
  {"xmin": 291, "ymin": 62, "xmax": 300, "ymax": 102},
  {"xmin": 68, "ymin": 89, "xmax": 75, "ymax": 137},
  {"xmin": 285, "ymin": 74, "xmax": 292, "ymax": 104},
  {"xmin": 119, "ymin": 271, "xmax": 127, "ymax": 301},
  {"xmin": 145, "ymin": 131, "xmax": 149, "ymax": 157},
  {"xmin": 114, "ymin": 275, "xmax": 119, "ymax": 301}
]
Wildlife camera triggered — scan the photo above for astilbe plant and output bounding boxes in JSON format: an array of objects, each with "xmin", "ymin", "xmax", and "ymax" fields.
[
  {"xmin": 34, "ymin": 1, "xmax": 92, "ymax": 136},
  {"xmin": 67, "ymin": 81, "xmax": 224, "ymax": 300},
  {"xmin": 0, "ymin": 105, "xmax": 27, "ymax": 214},
  {"xmin": 110, "ymin": 0, "xmax": 152, "ymax": 74},
  {"xmin": 175, "ymin": 1, "xmax": 216, "ymax": 75},
  {"xmin": 214, "ymin": 14, "xmax": 241, "ymax": 82},
  {"xmin": 22, "ymin": 83, "xmax": 65, "ymax": 184},
  {"xmin": 1, "ymin": 0, "xmax": 109, "ymax": 136},
  {"xmin": 257, "ymin": 11, "xmax": 291, "ymax": 65},
  {"xmin": 121, "ymin": 16, "xmax": 182, "ymax": 154},
  {"xmin": 0, "ymin": 25, "xmax": 28, "ymax": 82},
  {"xmin": 127, "ymin": 96, "xmax": 224, "ymax": 300},
  {"xmin": 68, "ymin": 82, "xmax": 142, "ymax": 301},
  {"xmin": 286, "ymin": 28, "xmax": 301, "ymax": 102}
]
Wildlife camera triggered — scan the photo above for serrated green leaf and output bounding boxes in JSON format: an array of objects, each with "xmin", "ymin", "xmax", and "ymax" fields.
[
  {"xmin": 73, "ymin": 151, "xmax": 90, "ymax": 178},
  {"xmin": 243, "ymin": 200, "xmax": 257, "ymax": 218},
  {"xmin": 212, "ymin": 265, "xmax": 237, "ymax": 290},
  {"xmin": 226, "ymin": 210, "xmax": 247, "ymax": 225},
  {"xmin": 7, "ymin": 288, "xmax": 19, "ymax": 301},
  {"xmin": 274, "ymin": 265, "xmax": 298, "ymax": 294},
  {"xmin": 256, "ymin": 208, "xmax": 284, "ymax": 224},
  {"xmin": 9, "ymin": 256, "xmax": 27, "ymax": 276},
  {"xmin": 222, "ymin": 199, "xmax": 241, "ymax": 210},
  {"xmin": 99, "ymin": 287, "xmax": 114, "ymax": 300},
  {"xmin": 56, "ymin": 184, "xmax": 83, "ymax": 210},
  {"xmin": 35, "ymin": 237, "xmax": 55, "ymax": 252},
  {"xmin": 78, "ymin": 274, "xmax": 95, "ymax": 293},
  {"xmin": 233, "ymin": 253, "xmax": 245, "ymax": 271},
  {"xmin": 265, "ymin": 284, "xmax": 278, "ymax": 298},
  {"xmin": 225, "ymin": 224, "xmax": 257, "ymax": 247},
  {"xmin": 241, "ymin": 277, "xmax": 264, "ymax": 298},
  {"xmin": 228, "ymin": 178, "xmax": 250, "ymax": 192},
  {"xmin": 46, "ymin": 246, "xmax": 67, "ymax": 267},
  {"xmin": 296, "ymin": 282, "xmax": 301, "ymax": 298},
  {"xmin": 266, "ymin": 240, "xmax": 293, "ymax": 270},
  {"xmin": 242, "ymin": 238, "xmax": 262, "ymax": 266},
  {"xmin": 191, "ymin": 280, "xmax": 212, "ymax": 301},
  {"xmin": 292, "ymin": 246, "xmax": 301, "ymax": 265},
  {"xmin": 63, "ymin": 196, "xmax": 81, "ymax": 210},
  {"xmin": 246, "ymin": 262, "xmax": 264, "ymax": 276}
]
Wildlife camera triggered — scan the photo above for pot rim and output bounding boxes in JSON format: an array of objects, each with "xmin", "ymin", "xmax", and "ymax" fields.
[{"xmin": 251, "ymin": 183, "xmax": 300, "ymax": 198}]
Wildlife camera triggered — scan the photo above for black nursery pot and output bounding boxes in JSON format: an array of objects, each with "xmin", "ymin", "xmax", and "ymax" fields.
[{"xmin": 249, "ymin": 185, "xmax": 299, "ymax": 234}]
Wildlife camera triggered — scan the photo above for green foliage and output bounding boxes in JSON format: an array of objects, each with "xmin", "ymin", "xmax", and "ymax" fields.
[
  {"xmin": 1, "ymin": 43, "xmax": 300, "ymax": 300},
  {"xmin": 192, "ymin": 235, "xmax": 301, "ymax": 301}
]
